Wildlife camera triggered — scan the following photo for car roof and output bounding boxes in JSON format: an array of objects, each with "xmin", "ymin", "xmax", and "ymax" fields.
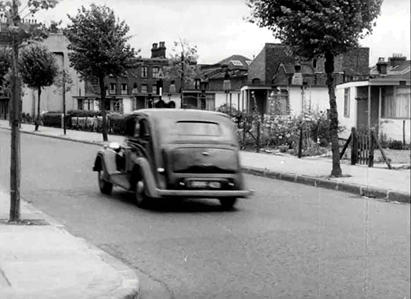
[{"xmin": 129, "ymin": 109, "xmax": 232, "ymax": 122}]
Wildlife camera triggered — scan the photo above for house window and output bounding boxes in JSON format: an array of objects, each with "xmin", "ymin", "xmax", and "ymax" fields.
[
  {"xmin": 344, "ymin": 88, "xmax": 350, "ymax": 117},
  {"xmin": 201, "ymin": 94, "xmax": 215, "ymax": 111},
  {"xmin": 77, "ymin": 99, "xmax": 83, "ymax": 110},
  {"xmin": 113, "ymin": 99, "xmax": 123, "ymax": 113},
  {"xmin": 152, "ymin": 67, "xmax": 160, "ymax": 78},
  {"xmin": 109, "ymin": 83, "xmax": 116, "ymax": 95},
  {"xmin": 270, "ymin": 89, "xmax": 289, "ymax": 115},
  {"xmin": 141, "ymin": 66, "xmax": 148, "ymax": 78},
  {"xmin": 141, "ymin": 84, "xmax": 148, "ymax": 93},
  {"xmin": 152, "ymin": 85, "xmax": 157, "ymax": 95},
  {"xmin": 230, "ymin": 60, "xmax": 243, "ymax": 67},
  {"xmin": 84, "ymin": 99, "xmax": 93, "ymax": 111},
  {"xmin": 132, "ymin": 83, "xmax": 138, "ymax": 94},
  {"xmin": 382, "ymin": 86, "xmax": 410, "ymax": 119},
  {"xmin": 121, "ymin": 84, "xmax": 128, "ymax": 95}
]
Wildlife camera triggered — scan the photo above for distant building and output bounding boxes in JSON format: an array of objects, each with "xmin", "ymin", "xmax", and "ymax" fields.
[
  {"xmin": 20, "ymin": 32, "xmax": 86, "ymax": 117},
  {"xmin": 76, "ymin": 41, "xmax": 184, "ymax": 113},
  {"xmin": 240, "ymin": 43, "xmax": 370, "ymax": 116},
  {"xmin": 336, "ymin": 53, "xmax": 410, "ymax": 143},
  {"xmin": 184, "ymin": 54, "xmax": 252, "ymax": 111}
]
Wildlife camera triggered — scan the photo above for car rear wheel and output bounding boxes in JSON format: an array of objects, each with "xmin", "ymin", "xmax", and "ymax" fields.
[
  {"xmin": 135, "ymin": 176, "xmax": 151, "ymax": 209},
  {"xmin": 98, "ymin": 171, "xmax": 113, "ymax": 195},
  {"xmin": 219, "ymin": 197, "xmax": 237, "ymax": 210}
]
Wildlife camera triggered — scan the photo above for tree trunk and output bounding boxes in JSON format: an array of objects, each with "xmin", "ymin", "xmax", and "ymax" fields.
[
  {"xmin": 9, "ymin": 0, "xmax": 21, "ymax": 222},
  {"xmin": 325, "ymin": 50, "xmax": 343, "ymax": 177},
  {"xmin": 35, "ymin": 88, "xmax": 41, "ymax": 131},
  {"xmin": 99, "ymin": 75, "xmax": 108, "ymax": 142}
]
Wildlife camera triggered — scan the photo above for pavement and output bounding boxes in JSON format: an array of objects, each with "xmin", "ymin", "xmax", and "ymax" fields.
[
  {"xmin": 0, "ymin": 119, "xmax": 409, "ymax": 298},
  {"xmin": 0, "ymin": 190, "xmax": 140, "ymax": 299}
]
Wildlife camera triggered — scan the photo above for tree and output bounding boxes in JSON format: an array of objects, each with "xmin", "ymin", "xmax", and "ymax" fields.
[
  {"xmin": 65, "ymin": 4, "xmax": 139, "ymax": 141},
  {"xmin": 0, "ymin": 48, "xmax": 12, "ymax": 97},
  {"xmin": 1, "ymin": 0, "xmax": 60, "ymax": 223},
  {"xmin": 163, "ymin": 39, "xmax": 201, "ymax": 108},
  {"xmin": 19, "ymin": 43, "xmax": 58, "ymax": 131},
  {"xmin": 247, "ymin": 0, "xmax": 382, "ymax": 177},
  {"xmin": 54, "ymin": 68, "xmax": 73, "ymax": 134}
]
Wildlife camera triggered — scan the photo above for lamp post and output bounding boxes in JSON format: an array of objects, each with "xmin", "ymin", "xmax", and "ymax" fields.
[{"xmin": 222, "ymin": 66, "xmax": 231, "ymax": 115}]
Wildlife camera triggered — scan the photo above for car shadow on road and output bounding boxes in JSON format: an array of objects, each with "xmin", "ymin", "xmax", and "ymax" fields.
[{"xmin": 109, "ymin": 189, "xmax": 238, "ymax": 214}]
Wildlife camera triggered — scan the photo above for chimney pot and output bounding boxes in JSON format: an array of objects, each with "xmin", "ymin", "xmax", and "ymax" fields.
[
  {"xmin": 376, "ymin": 58, "xmax": 388, "ymax": 75},
  {"xmin": 152, "ymin": 43, "xmax": 158, "ymax": 49}
]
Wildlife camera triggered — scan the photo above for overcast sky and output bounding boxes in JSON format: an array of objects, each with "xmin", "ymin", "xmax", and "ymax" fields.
[{"xmin": 32, "ymin": 0, "xmax": 410, "ymax": 65}]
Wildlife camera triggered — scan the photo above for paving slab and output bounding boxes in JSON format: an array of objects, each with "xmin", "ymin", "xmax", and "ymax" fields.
[{"xmin": 0, "ymin": 190, "xmax": 140, "ymax": 299}]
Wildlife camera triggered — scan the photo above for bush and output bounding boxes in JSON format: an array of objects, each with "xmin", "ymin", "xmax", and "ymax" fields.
[
  {"xmin": 108, "ymin": 114, "xmax": 127, "ymax": 135},
  {"xmin": 67, "ymin": 110, "xmax": 102, "ymax": 117},
  {"xmin": 43, "ymin": 112, "xmax": 63, "ymax": 128},
  {"xmin": 388, "ymin": 140, "xmax": 403, "ymax": 150}
]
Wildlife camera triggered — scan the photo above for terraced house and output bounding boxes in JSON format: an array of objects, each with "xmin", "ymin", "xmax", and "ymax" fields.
[{"xmin": 77, "ymin": 42, "xmax": 181, "ymax": 113}]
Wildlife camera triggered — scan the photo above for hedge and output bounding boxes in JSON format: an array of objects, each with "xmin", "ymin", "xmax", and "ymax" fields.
[
  {"xmin": 43, "ymin": 112, "xmax": 64, "ymax": 128},
  {"xmin": 67, "ymin": 110, "xmax": 102, "ymax": 117},
  {"xmin": 108, "ymin": 114, "xmax": 127, "ymax": 135}
]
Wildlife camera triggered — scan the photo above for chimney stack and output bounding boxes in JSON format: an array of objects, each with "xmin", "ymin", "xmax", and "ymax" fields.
[
  {"xmin": 158, "ymin": 41, "xmax": 166, "ymax": 58},
  {"xmin": 389, "ymin": 53, "xmax": 406, "ymax": 68},
  {"xmin": 151, "ymin": 43, "xmax": 158, "ymax": 58},
  {"xmin": 376, "ymin": 57, "xmax": 388, "ymax": 75}
]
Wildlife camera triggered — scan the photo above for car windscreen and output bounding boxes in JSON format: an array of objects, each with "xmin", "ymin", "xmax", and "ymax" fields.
[{"xmin": 175, "ymin": 121, "xmax": 221, "ymax": 136}]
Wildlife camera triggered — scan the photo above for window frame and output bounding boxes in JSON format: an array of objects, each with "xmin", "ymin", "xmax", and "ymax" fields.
[
  {"xmin": 344, "ymin": 87, "xmax": 350, "ymax": 118},
  {"xmin": 121, "ymin": 83, "xmax": 128, "ymax": 95},
  {"xmin": 152, "ymin": 66, "xmax": 160, "ymax": 78},
  {"xmin": 141, "ymin": 66, "xmax": 148, "ymax": 78},
  {"xmin": 109, "ymin": 83, "xmax": 116, "ymax": 95}
]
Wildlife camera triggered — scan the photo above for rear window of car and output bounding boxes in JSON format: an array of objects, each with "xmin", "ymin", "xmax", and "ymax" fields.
[{"xmin": 175, "ymin": 121, "xmax": 221, "ymax": 136}]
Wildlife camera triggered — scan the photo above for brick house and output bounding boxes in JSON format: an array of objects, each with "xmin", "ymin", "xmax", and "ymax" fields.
[
  {"xmin": 76, "ymin": 42, "xmax": 182, "ymax": 113},
  {"xmin": 240, "ymin": 43, "xmax": 370, "ymax": 116},
  {"xmin": 184, "ymin": 55, "xmax": 252, "ymax": 111},
  {"xmin": 336, "ymin": 54, "xmax": 410, "ymax": 143}
]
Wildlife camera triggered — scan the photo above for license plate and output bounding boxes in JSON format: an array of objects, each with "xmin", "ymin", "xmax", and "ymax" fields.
[{"xmin": 189, "ymin": 181, "xmax": 221, "ymax": 189}]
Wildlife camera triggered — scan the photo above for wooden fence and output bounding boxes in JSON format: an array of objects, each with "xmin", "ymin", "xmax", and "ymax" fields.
[{"xmin": 340, "ymin": 127, "xmax": 392, "ymax": 169}]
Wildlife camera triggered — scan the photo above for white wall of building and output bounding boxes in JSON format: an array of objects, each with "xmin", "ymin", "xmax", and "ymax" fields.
[
  {"xmin": 21, "ymin": 33, "xmax": 85, "ymax": 116},
  {"xmin": 289, "ymin": 86, "xmax": 330, "ymax": 116},
  {"xmin": 215, "ymin": 91, "xmax": 243, "ymax": 111},
  {"xmin": 380, "ymin": 119, "xmax": 410, "ymax": 143}
]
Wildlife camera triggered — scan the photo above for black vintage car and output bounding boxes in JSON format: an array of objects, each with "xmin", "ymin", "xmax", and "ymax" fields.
[{"xmin": 93, "ymin": 109, "xmax": 252, "ymax": 209}]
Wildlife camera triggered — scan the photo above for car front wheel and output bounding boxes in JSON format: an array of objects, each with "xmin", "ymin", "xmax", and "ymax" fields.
[
  {"xmin": 98, "ymin": 171, "xmax": 113, "ymax": 195},
  {"xmin": 219, "ymin": 197, "xmax": 237, "ymax": 210},
  {"xmin": 135, "ymin": 177, "xmax": 151, "ymax": 209}
]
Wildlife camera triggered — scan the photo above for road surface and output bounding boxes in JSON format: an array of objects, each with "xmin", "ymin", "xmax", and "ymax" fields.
[{"xmin": 0, "ymin": 129, "xmax": 410, "ymax": 299}]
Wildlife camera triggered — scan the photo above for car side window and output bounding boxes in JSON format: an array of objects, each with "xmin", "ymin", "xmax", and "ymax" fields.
[
  {"xmin": 134, "ymin": 121, "xmax": 141, "ymax": 138},
  {"xmin": 135, "ymin": 119, "xmax": 150, "ymax": 140}
]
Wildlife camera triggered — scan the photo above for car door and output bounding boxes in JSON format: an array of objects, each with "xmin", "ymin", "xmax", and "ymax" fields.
[{"xmin": 133, "ymin": 118, "xmax": 155, "ymax": 165}]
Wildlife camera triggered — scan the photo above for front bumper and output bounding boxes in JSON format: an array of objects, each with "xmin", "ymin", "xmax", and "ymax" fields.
[{"xmin": 155, "ymin": 189, "xmax": 253, "ymax": 198}]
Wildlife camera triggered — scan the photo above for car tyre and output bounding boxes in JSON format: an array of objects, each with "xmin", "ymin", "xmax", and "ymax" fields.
[
  {"xmin": 219, "ymin": 197, "xmax": 237, "ymax": 210},
  {"xmin": 135, "ymin": 175, "xmax": 151, "ymax": 209},
  {"xmin": 98, "ymin": 171, "xmax": 113, "ymax": 195}
]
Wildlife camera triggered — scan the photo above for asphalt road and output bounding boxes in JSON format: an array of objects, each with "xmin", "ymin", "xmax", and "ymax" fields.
[{"xmin": 0, "ymin": 129, "xmax": 410, "ymax": 299}]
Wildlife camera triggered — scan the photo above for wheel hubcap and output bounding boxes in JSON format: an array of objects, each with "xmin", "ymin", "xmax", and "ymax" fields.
[{"xmin": 136, "ymin": 181, "xmax": 144, "ymax": 202}]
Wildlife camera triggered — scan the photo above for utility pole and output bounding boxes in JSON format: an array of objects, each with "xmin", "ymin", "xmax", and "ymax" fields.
[
  {"xmin": 63, "ymin": 66, "xmax": 66, "ymax": 135},
  {"xmin": 9, "ymin": 0, "xmax": 21, "ymax": 222},
  {"xmin": 180, "ymin": 50, "xmax": 184, "ymax": 108}
]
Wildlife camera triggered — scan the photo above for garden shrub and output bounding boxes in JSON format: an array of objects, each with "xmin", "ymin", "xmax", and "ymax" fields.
[
  {"xmin": 108, "ymin": 114, "xmax": 127, "ymax": 135},
  {"xmin": 388, "ymin": 140, "xmax": 403, "ymax": 150},
  {"xmin": 43, "ymin": 112, "xmax": 63, "ymax": 128},
  {"xmin": 67, "ymin": 110, "xmax": 102, "ymax": 117}
]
